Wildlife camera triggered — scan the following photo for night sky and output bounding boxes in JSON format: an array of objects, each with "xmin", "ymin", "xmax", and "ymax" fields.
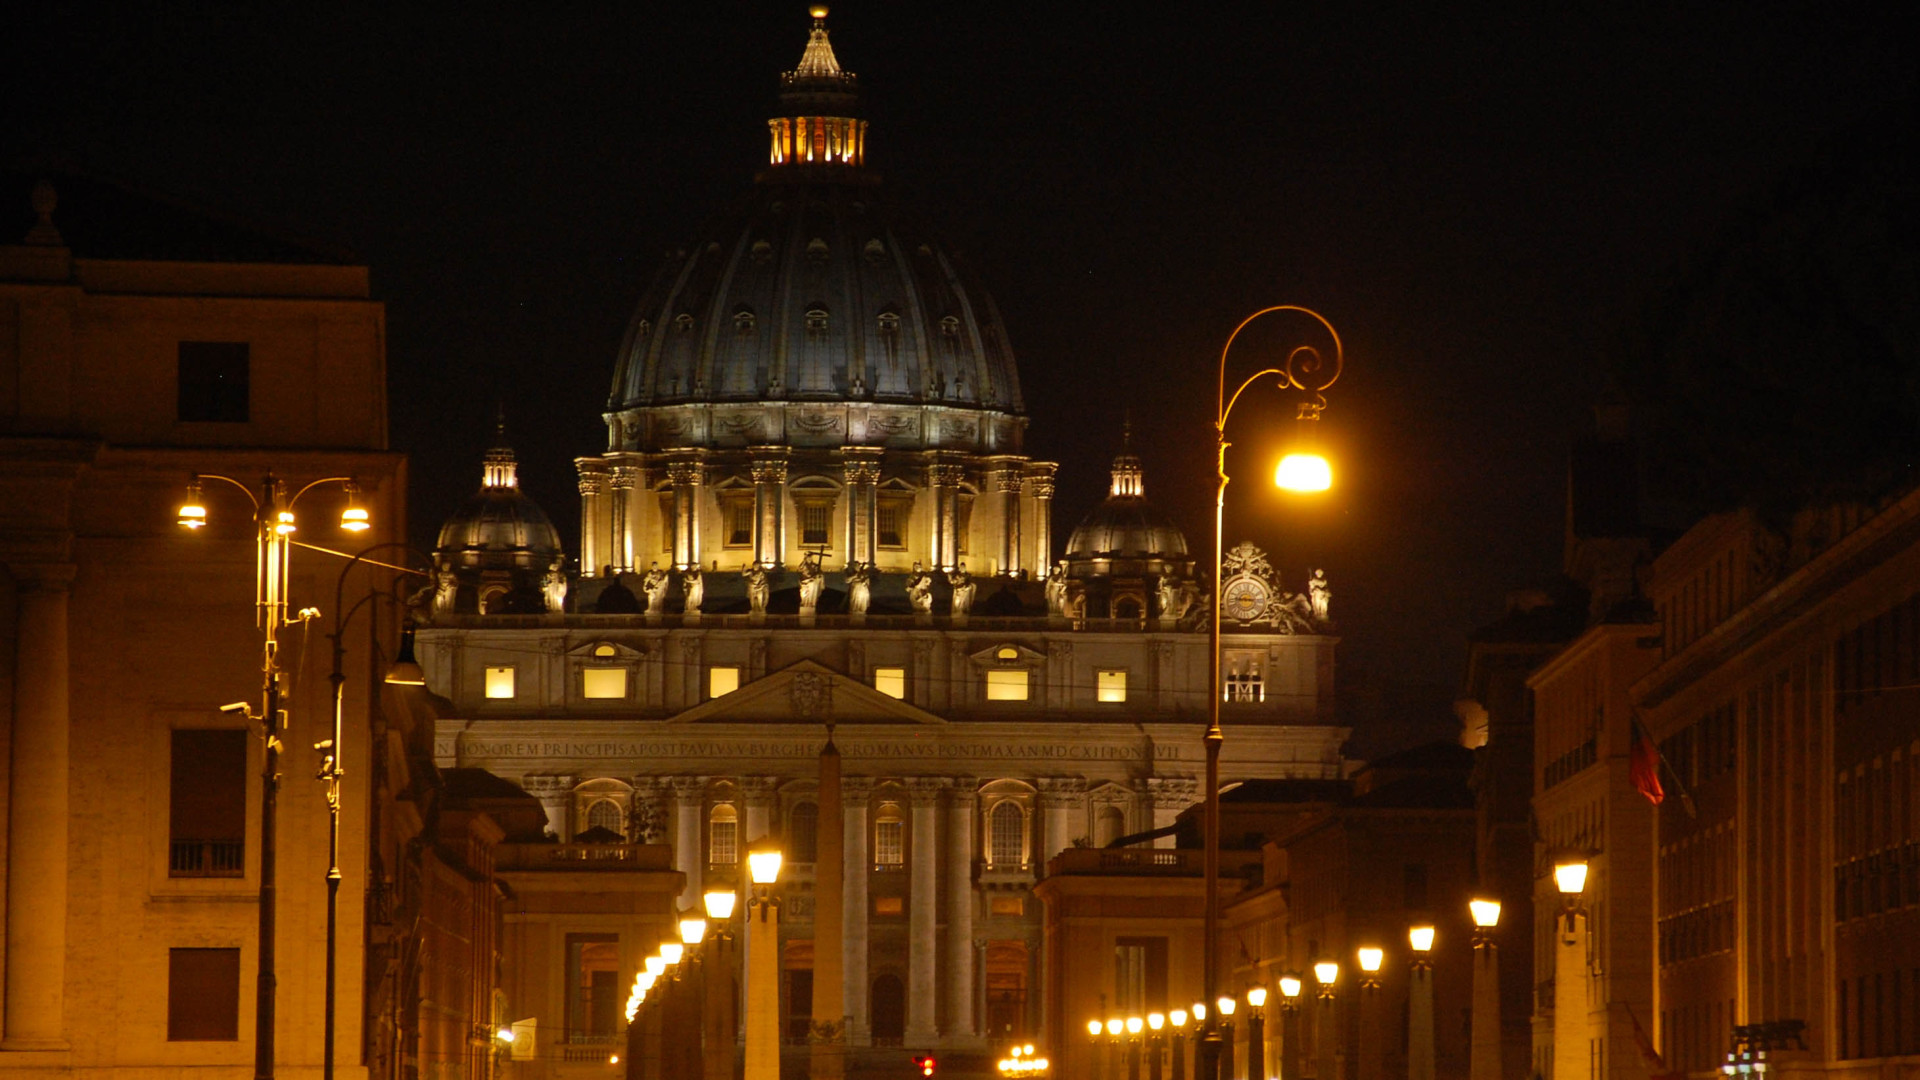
[{"xmin": 7, "ymin": 3, "xmax": 1911, "ymax": 755}]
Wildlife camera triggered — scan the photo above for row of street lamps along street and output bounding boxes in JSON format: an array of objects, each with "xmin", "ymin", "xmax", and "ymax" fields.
[{"xmin": 1083, "ymin": 891, "xmax": 1533, "ymax": 1080}]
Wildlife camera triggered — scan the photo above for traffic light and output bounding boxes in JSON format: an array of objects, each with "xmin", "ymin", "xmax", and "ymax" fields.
[{"xmin": 914, "ymin": 1054, "xmax": 936, "ymax": 1077}]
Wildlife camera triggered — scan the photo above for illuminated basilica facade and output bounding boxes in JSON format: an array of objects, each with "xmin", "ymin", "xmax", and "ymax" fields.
[{"xmin": 420, "ymin": 10, "xmax": 1346, "ymax": 1068}]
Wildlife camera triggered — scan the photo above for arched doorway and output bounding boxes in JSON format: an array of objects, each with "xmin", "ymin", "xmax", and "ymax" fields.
[{"xmin": 871, "ymin": 973, "xmax": 906, "ymax": 1045}]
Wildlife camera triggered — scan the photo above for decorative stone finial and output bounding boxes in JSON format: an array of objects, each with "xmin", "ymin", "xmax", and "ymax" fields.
[{"xmin": 25, "ymin": 179, "xmax": 63, "ymax": 246}]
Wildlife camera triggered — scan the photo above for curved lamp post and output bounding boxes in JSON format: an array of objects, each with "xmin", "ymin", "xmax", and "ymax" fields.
[
  {"xmin": 1203, "ymin": 307, "xmax": 1344, "ymax": 1080},
  {"xmin": 177, "ymin": 471, "xmax": 369, "ymax": 1080}
]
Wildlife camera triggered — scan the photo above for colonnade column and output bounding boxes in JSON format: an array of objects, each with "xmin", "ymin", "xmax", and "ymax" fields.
[
  {"xmin": 751, "ymin": 452, "xmax": 787, "ymax": 569},
  {"xmin": 946, "ymin": 781, "xmax": 978, "ymax": 1041},
  {"xmin": 578, "ymin": 463, "xmax": 607, "ymax": 574},
  {"xmin": 997, "ymin": 469, "xmax": 1023, "ymax": 577},
  {"xmin": 672, "ymin": 777, "xmax": 707, "ymax": 912},
  {"xmin": 668, "ymin": 461, "xmax": 703, "ymax": 571},
  {"xmin": 3, "ymin": 563, "xmax": 74, "ymax": 1051},
  {"xmin": 843, "ymin": 456, "xmax": 880, "ymax": 567},
  {"xmin": 928, "ymin": 464, "xmax": 965, "ymax": 572},
  {"xmin": 905, "ymin": 780, "xmax": 943, "ymax": 1043},
  {"xmin": 1028, "ymin": 466, "xmax": 1056, "ymax": 575},
  {"xmin": 842, "ymin": 778, "xmax": 873, "ymax": 1046},
  {"xmin": 610, "ymin": 464, "xmax": 640, "ymax": 573}
]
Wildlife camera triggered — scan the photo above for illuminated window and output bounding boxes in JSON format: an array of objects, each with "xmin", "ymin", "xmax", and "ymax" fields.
[
  {"xmin": 875, "ymin": 806, "xmax": 904, "ymax": 866},
  {"xmin": 583, "ymin": 668, "xmax": 627, "ymax": 699},
  {"xmin": 989, "ymin": 801, "xmax": 1026, "ymax": 866},
  {"xmin": 485, "ymin": 666, "xmax": 516, "ymax": 699},
  {"xmin": 985, "ymin": 669, "xmax": 1029, "ymax": 701},
  {"xmin": 873, "ymin": 667, "xmax": 906, "ymax": 699},
  {"xmin": 585, "ymin": 799, "xmax": 624, "ymax": 837},
  {"xmin": 593, "ymin": 643, "xmax": 617, "ymax": 657},
  {"xmin": 789, "ymin": 802, "xmax": 819, "ymax": 863},
  {"xmin": 709, "ymin": 667, "xmax": 741, "ymax": 699},
  {"xmin": 990, "ymin": 896, "xmax": 1024, "ymax": 917},
  {"xmin": 996, "ymin": 646, "xmax": 1018, "ymax": 660},
  {"xmin": 1226, "ymin": 662, "xmax": 1264, "ymax": 702},
  {"xmin": 710, "ymin": 805, "xmax": 738, "ymax": 865},
  {"xmin": 801, "ymin": 502, "xmax": 832, "ymax": 546},
  {"xmin": 1097, "ymin": 670, "xmax": 1128, "ymax": 703},
  {"xmin": 874, "ymin": 896, "xmax": 904, "ymax": 916},
  {"xmin": 877, "ymin": 501, "xmax": 906, "ymax": 548}
]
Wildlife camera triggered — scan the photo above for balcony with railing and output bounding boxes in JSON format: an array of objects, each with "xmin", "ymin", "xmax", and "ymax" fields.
[
  {"xmin": 494, "ymin": 841, "xmax": 674, "ymax": 872},
  {"xmin": 1045, "ymin": 848, "xmax": 1203, "ymax": 876},
  {"xmin": 170, "ymin": 839, "xmax": 244, "ymax": 878}
]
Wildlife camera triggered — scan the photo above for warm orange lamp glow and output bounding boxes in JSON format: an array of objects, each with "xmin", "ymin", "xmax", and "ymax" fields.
[
  {"xmin": 178, "ymin": 479, "xmax": 208, "ymax": 529},
  {"xmin": 1554, "ymin": 857, "xmax": 1590, "ymax": 896},
  {"xmin": 1357, "ymin": 946, "xmax": 1384, "ymax": 973},
  {"xmin": 1409, "ymin": 925, "xmax": 1436, "ymax": 953},
  {"xmin": 340, "ymin": 481, "xmax": 370, "ymax": 532},
  {"xmin": 1470, "ymin": 898, "xmax": 1502, "ymax": 928},
  {"xmin": 1275, "ymin": 452, "xmax": 1333, "ymax": 492}
]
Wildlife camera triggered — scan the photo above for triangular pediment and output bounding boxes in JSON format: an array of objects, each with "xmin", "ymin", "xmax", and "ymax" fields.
[{"xmin": 668, "ymin": 658, "xmax": 946, "ymax": 726}]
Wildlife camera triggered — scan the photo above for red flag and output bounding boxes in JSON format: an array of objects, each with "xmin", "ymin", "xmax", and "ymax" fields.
[{"xmin": 1631, "ymin": 722, "xmax": 1665, "ymax": 806}]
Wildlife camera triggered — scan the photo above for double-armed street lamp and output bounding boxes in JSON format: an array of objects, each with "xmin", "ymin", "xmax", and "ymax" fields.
[
  {"xmin": 1468, "ymin": 899, "xmax": 1503, "ymax": 1080},
  {"xmin": 1201, "ymin": 308, "xmax": 1343, "ymax": 1080},
  {"xmin": 177, "ymin": 471, "xmax": 374, "ymax": 1080}
]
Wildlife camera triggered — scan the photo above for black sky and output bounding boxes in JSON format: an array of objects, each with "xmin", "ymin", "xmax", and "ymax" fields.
[{"xmin": 6, "ymin": 2, "xmax": 1912, "ymax": 755}]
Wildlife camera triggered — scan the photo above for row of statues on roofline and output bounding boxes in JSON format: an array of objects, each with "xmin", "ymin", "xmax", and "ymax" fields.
[{"xmin": 631, "ymin": 553, "xmax": 982, "ymax": 617}]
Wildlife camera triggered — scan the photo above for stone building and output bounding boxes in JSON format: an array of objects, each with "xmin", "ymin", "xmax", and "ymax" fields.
[
  {"xmin": 0, "ymin": 170, "xmax": 403, "ymax": 1075},
  {"xmin": 417, "ymin": 10, "xmax": 1346, "ymax": 1075}
]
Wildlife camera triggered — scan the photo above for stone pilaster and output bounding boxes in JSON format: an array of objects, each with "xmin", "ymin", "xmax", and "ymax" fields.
[
  {"xmin": 841, "ymin": 777, "xmax": 874, "ymax": 1046},
  {"xmin": 1036, "ymin": 778, "xmax": 1085, "ymax": 873},
  {"xmin": 1028, "ymin": 466, "xmax": 1056, "ymax": 575},
  {"xmin": 945, "ymin": 781, "xmax": 978, "ymax": 1040},
  {"xmin": 3, "ymin": 563, "xmax": 74, "ymax": 1050},
  {"xmin": 671, "ymin": 776, "xmax": 707, "ymax": 911},
  {"xmin": 751, "ymin": 453, "xmax": 788, "ymax": 569},
  {"xmin": 577, "ymin": 464, "xmax": 608, "ymax": 574},
  {"xmin": 741, "ymin": 775, "xmax": 778, "ymax": 848},
  {"xmin": 997, "ymin": 468, "xmax": 1024, "ymax": 577},
  {"xmin": 905, "ymin": 779, "xmax": 944, "ymax": 1043},
  {"xmin": 609, "ymin": 464, "xmax": 641, "ymax": 573},
  {"xmin": 667, "ymin": 460, "xmax": 703, "ymax": 571},
  {"xmin": 843, "ymin": 455, "xmax": 882, "ymax": 567},
  {"xmin": 928, "ymin": 463, "xmax": 966, "ymax": 572}
]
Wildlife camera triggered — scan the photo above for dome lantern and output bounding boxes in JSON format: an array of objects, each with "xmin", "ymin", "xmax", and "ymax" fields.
[{"xmin": 768, "ymin": 6, "xmax": 867, "ymax": 172}]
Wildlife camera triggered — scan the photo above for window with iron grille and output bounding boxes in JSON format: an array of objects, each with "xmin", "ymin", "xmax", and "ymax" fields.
[{"xmin": 989, "ymin": 801, "xmax": 1026, "ymax": 866}]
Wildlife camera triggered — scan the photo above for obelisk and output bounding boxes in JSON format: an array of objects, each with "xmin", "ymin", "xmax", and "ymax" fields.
[{"xmin": 811, "ymin": 725, "xmax": 846, "ymax": 1080}]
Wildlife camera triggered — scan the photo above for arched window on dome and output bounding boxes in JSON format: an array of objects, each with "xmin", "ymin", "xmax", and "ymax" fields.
[
  {"xmin": 585, "ymin": 799, "xmax": 624, "ymax": 839},
  {"xmin": 674, "ymin": 313, "xmax": 695, "ymax": 334},
  {"xmin": 805, "ymin": 307, "xmax": 830, "ymax": 336},
  {"xmin": 988, "ymin": 800, "xmax": 1027, "ymax": 868},
  {"xmin": 876, "ymin": 310, "xmax": 902, "ymax": 370},
  {"xmin": 733, "ymin": 307, "xmax": 756, "ymax": 335},
  {"xmin": 789, "ymin": 802, "xmax": 819, "ymax": 863}
]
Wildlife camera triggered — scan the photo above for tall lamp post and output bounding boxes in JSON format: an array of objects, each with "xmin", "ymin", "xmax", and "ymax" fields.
[
  {"xmin": 1355, "ymin": 948, "xmax": 1384, "ymax": 1080},
  {"xmin": 704, "ymin": 888, "xmax": 740, "ymax": 1080},
  {"xmin": 1216, "ymin": 997, "xmax": 1238, "ymax": 1080},
  {"xmin": 745, "ymin": 841, "xmax": 785, "ymax": 1080},
  {"xmin": 178, "ymin": 471, "xmax": 369, "ymax": 1080},
  {"xmin": 1311, "ymin": 963, "xmax": 1338, "ymax": 1080},
  {"xmin": 1467, "ymin": 900, "xmax": 1502, "ymax": 1080},
  {"xmin": 1551, "ymin": 858, "xmax": 1590, "ymax": 1080},
  {"xmin": 1202, "ymin": 307, "xmax": 1344, "ymax": 1080},
  {"xmin": 1169, "ymin": 1010, "xmax": 1190, "ymax": 1080},
  {"xmin": 1275, "ymin": 976, "xmax": 1302, "ymax": 1080},
  {"xmin": 318, "ymin": 543, "xmax": 431, "ymax": 1080},
  {"xmin": 1148, "ymin": 1013, "xmax": 1168, "ymax": 1080},
  {"xmin": 1244, "ymin": 987, "xmax": 1267, "ymax": 1080},
  {"xmin": 1407, "ymin": 927, "xmax": 1435, "ymax": 1080}
]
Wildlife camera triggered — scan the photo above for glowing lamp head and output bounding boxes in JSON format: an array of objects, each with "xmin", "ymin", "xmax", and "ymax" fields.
[
  {"xmin": 810, "ymin": 5, "xmax": 828, "ymax": 18},
  {"xmin": 1275, "ymin": 453, "xmax": 1333, "ymax": 493},
  {"xmin": 1148, "ymin": 1012, "xmax": 1165, "ymax": 1031},
  {"xmin": 680, "ymin": 917, "xmax": 708, "ymax": 944},
  {"xmin": 748, "ymin": 844, "xmax": 784, "ymax": 885},
  {"xmin": 1216, "ymin": 996, "xmax": 1236, "ymax": 1017},
  {"xmin": 1170, "ymin": 1009, "xmax": 1188, "ymax": 1028},
  {"xmin": 1191, "ymin": 1002, "xmax": 1206, "ymax": 1021},
  {"xmin": 275, "ymin": 509, "xmax": 297, "ymax": 535},
  {"xmin": 340, "ymin": 481, "xmax": 370, "ymax": 532},
  {"xmin": 1554, "ymin": 857, "xmax": 1590, "ymax": 896},
  {"xmin": 659, "ymin": 942, "xmax": 685, "ymax": 965},
  {"xmin": 1357, "ymin": 947, "xmax": 1384, "ymax": 973},
  {"xmin": 1088, "ymin": 1020, "xmax": 1103, "ymax": 1037},
  {"xmin": 644, "ymin": 955, "xmax": 665, "ymax": 977},
  {"xmin": 1279, "ymin": 975, "xmax": 1302, "ymax": 999},
  {"xmin": 704, "ymin": 888, "xmax": 737, "ymax": 920},
  {"xmin": 496, "ymin": 1028, "xmax": 515, "ymax": 1043},
  {"xmin": 1246, "ymin": 987, "xmax": 1268, "ymax": 1008},
  {"xmin": 1126, "ymin": 1017, "xmax": 1143, "ymax": 1035},
  {"xmin": 1470, "ymin": 898, "xmax": 1502, "ymax": 928},
  {"xmin": 1313, "ymin": 961, "xmax": 1339, "ymax": 986},
  {"xmin": 1409, "ymin": 925, "xmax": 1436, "ymax": 953},
  {"xmin": 178, "ymin": 480, "xmax": 208, "ymax": 529}
]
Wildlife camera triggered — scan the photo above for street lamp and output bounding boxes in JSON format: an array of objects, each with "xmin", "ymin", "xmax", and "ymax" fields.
[
  {"xmin": 1468, "ymin": 898, "xmax": 1502, "ymax": 1080},
  {"xmin": 1090, "ymin": 1020, "xmax": 1108, "ymax": 1080},
  {"xmin": 1244, "ymin": 988, "xmax": 1267, "ymax": 1080},
  {"xmin": 1312, "ymin": 964, "xmax": 1338, "ymax": 1080},
  {"xmin": 1216, "ymin": 997, "xmax": 1238, "ymax": 1080},
  {"xmin": 1190, "ymin": 1003, "xmax": 1208, "ymax": 1080},
  {"xmin": 1355, "ymin": 949, "xmax": 1384, "ymax": 1080},
  {"xmin": 1551, "ymin": 857, "xmax": 1590, "ymax": 1080},
  {"xmin": 1203, "ymin": 307, "xmax": 1345, "ymax": 1080},
  {"xmin": 1148, "ymin": 1013, "xmax": 1167, "ymax": 1080},
  {"xmin": 745, "ymin": 840, "xmax": 784, "ymax": 1080},
  {"xmin": 1128, "ymin": 1017, "xmax": 1146, "ymax": 1080},
  {"xmin": 1276, "ymin": 977, "xmax": 1303, "ymax": 1080},
  {"xmin": 177, "ymin": 470, "xmax": 368, "ymax": 1080},
  {"xmin": 1169, "ymin": 1009, "xmax": 1190, "ymax": 1080},
  {"xmin": 1407, "ymin": 927, "xmax": 1436, "ymax": 1080}
]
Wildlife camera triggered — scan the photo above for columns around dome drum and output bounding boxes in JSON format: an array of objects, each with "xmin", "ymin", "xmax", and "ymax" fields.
[
  {"xmin": 668, "ymin": 458, "xmax": 704, "ymax": 571},
  {"xmin": 751, "ymin": 451, "xmax": 788, "ymax": 569},
  {"xmin": 577, "ymin": 463, "xmax": 607, "ymax": 573},
  {"xmin": 843, "ymin": 453, "xmax": 881, "ymax": 567},
  {"xmin": 1028, "ymin": 465, "xmax": 1057, "ymax": 579}
]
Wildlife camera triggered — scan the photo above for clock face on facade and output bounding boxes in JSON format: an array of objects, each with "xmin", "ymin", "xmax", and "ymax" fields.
[{"xmin": 1222, "ymin": 577, "xmax": 1270, "ymax": 623}]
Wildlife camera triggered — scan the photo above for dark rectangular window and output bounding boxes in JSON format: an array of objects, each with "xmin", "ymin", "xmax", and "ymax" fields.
[
  {"xmin": 1113, "ymin": 936, "xmax": 1169, "ymax": 1013},
  {"xmin": 168, "ymin": 947, "xmax": 241, "ymax": 1040},
  {"xmin": 177, "ymin": 342, "xmax": 250, "ymax": 422},
  {"xmin": 566, "ymin": 934, "xmax": 620, "ymax": 1040},
  {"xmin": 170, "ymin": 729, "xmax": 247, "ymax": 877},
  {"xmin": 801, "ymin": 502, "xmax": 831, "ymax": 546},
  {"xmin": 727, "ymin": 501, "xmax": 753, "ymax": 547},
  {"xmin": 878, "ymin": 502, "xmax": 904, "ymax": 548}
]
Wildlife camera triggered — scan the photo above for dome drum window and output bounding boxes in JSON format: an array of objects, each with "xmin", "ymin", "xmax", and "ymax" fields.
[
  {"xmin": 733, "ymin": 308, "xmax": 757, "ymax": 335},
  {"xmin": 805, "ymin": 307, "xmax": 830, "ymax": 335}
]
